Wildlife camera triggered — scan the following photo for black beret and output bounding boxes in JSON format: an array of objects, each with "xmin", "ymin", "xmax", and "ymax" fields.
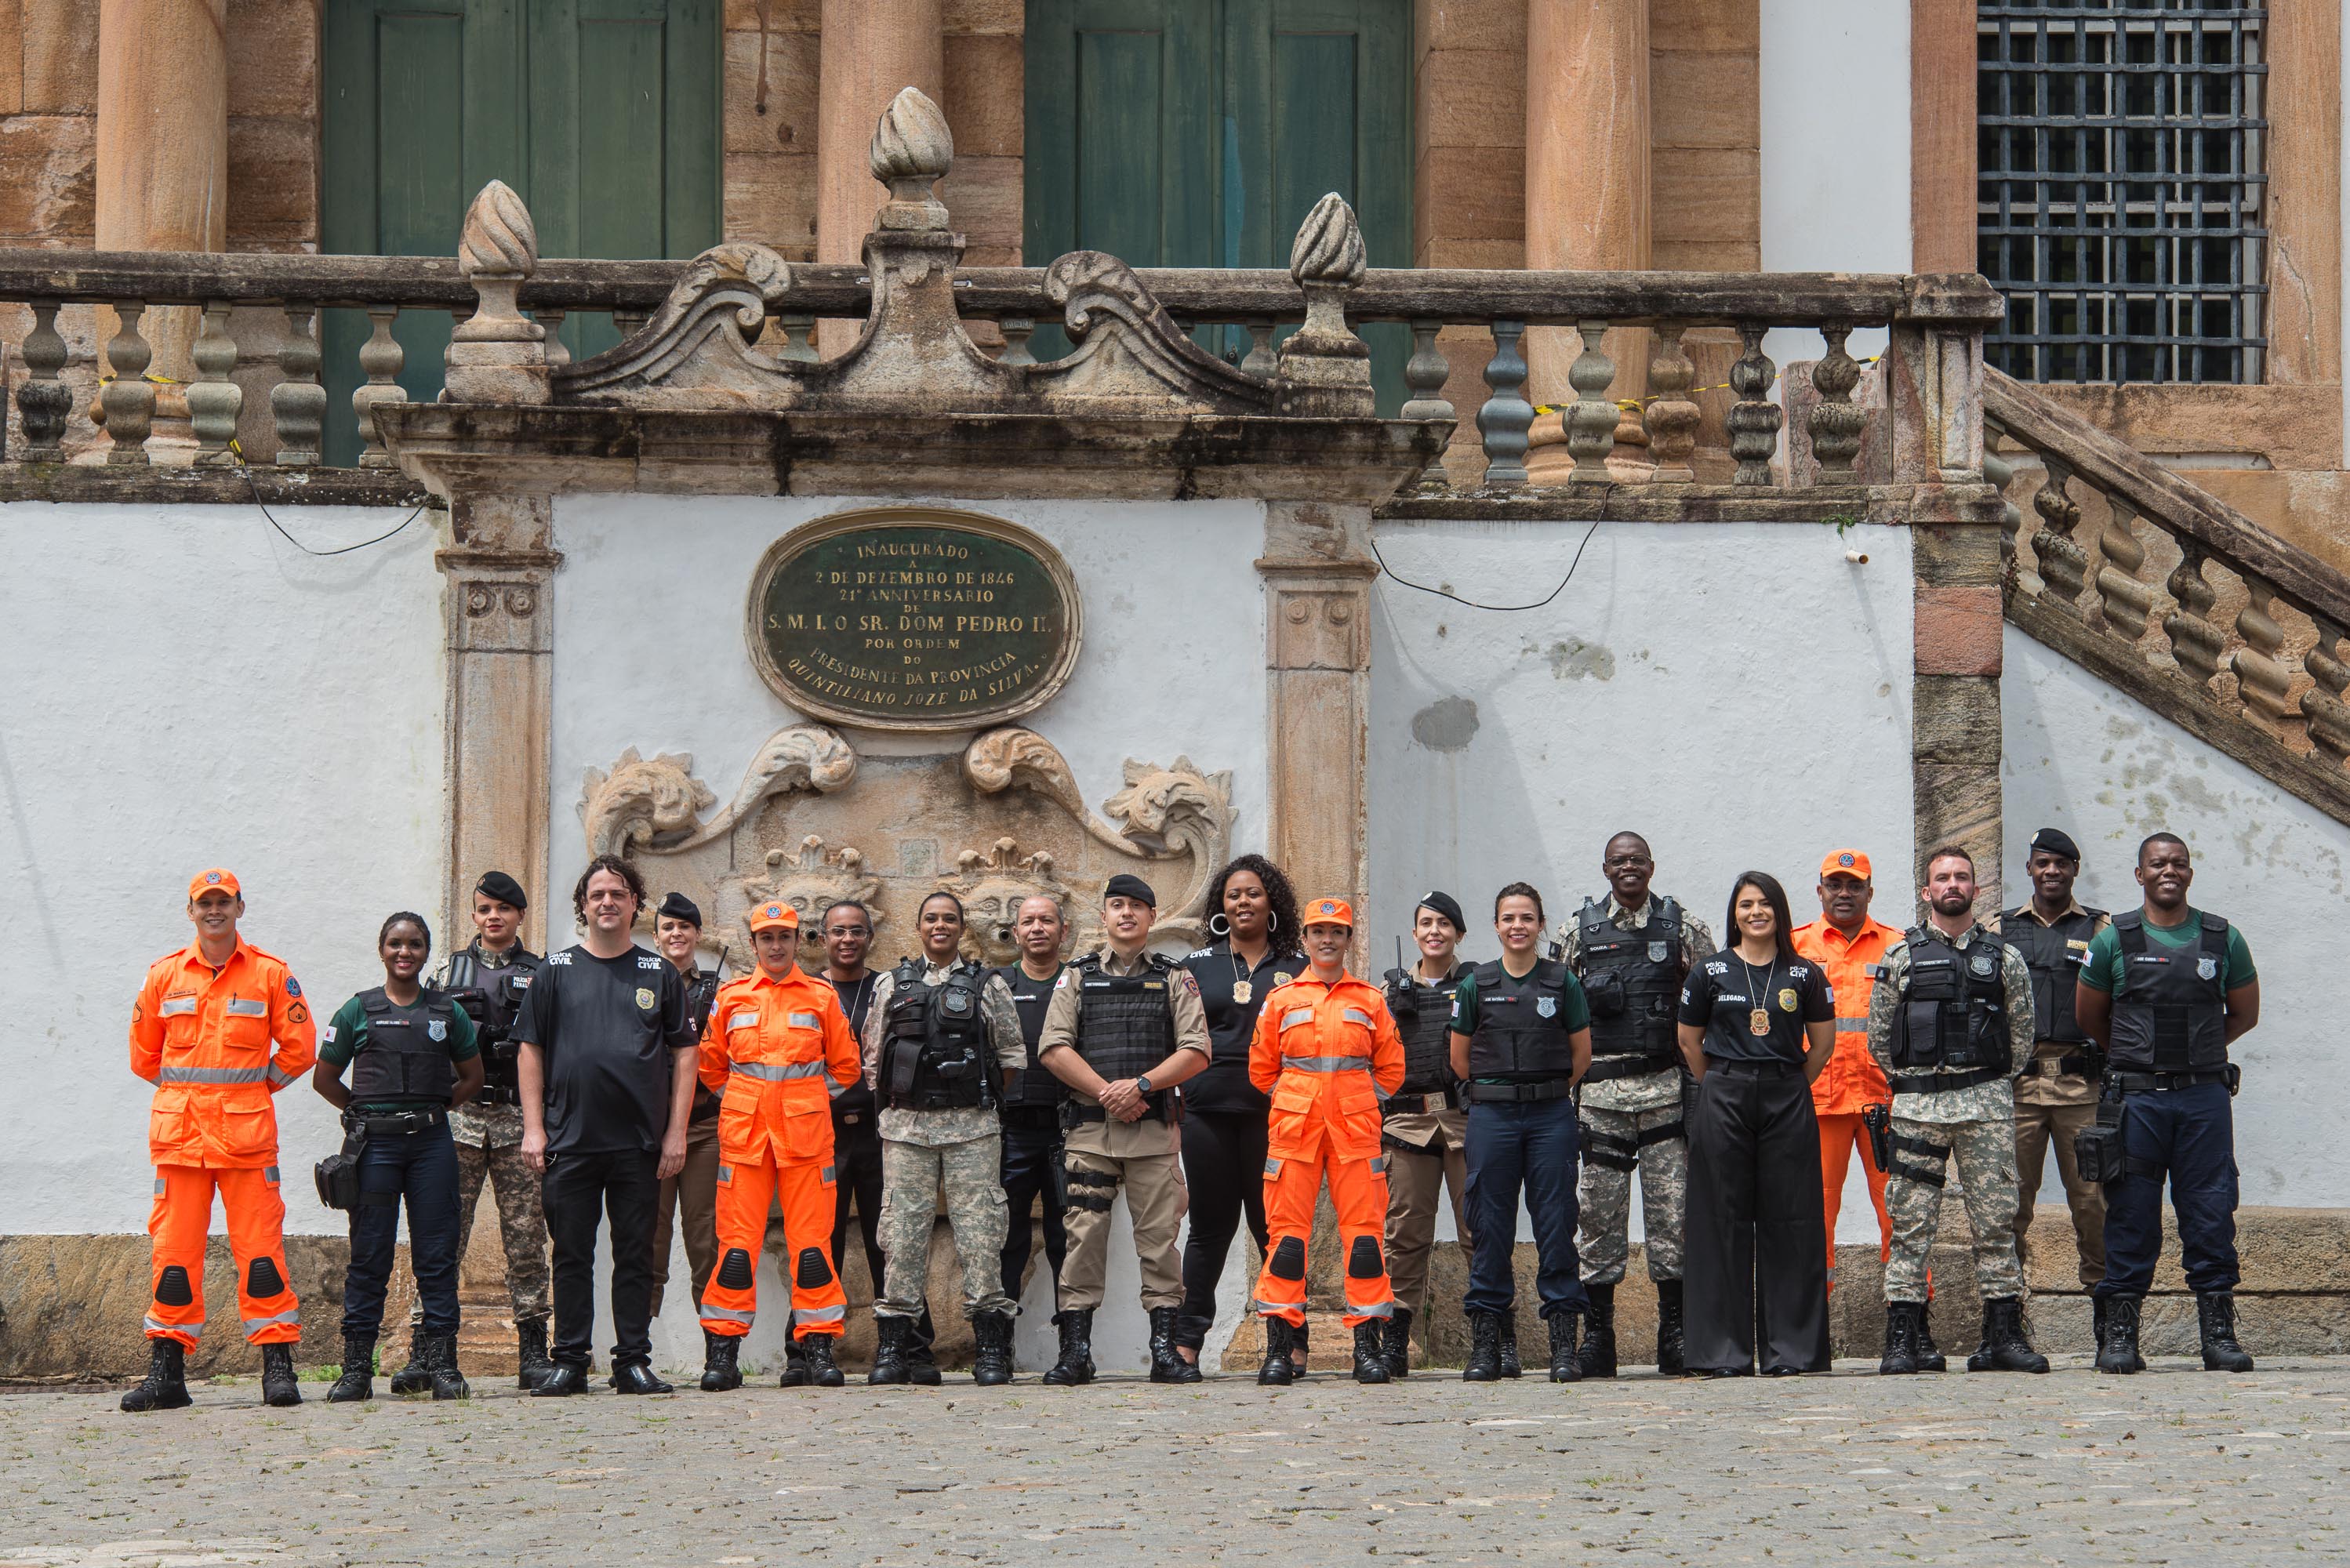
[
  {"xmin": 1415, "ymin": 890, "xmax": 1466, "ymax": 933},
  {"xmin": 656, "ymin": 891, "xmax": 703, "ymax": 927},
  {"xmin": 1103, "ymin": 873, "xmax": 1157, "ymax": 909},
  {"xmin": 2029, "ymin": 827, "xmax": 2082, "ymax": 862},
  {"xmin": 474, "ymin": 870, "xmax": 528, "ymax": 911}
]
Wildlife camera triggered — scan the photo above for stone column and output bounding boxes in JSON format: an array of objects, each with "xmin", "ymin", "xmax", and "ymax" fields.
[
  {"xmin": 1909, "ymin": 0, "xmax": 1978, "ymax": 274},
  {"xmin": 94, "ymin": 0, "xmax": 227, "ymax": 459},
  {"xmin": 816, "ymin": 0, "xmax": 944, "ymax": 354},
  {"xmin": 1524, "ymin": 0, "xmax": 1648, "ymax": 481}
]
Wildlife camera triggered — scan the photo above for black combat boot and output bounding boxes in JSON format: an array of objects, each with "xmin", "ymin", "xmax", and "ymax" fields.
[
  {"xmin": 1879, "ymin": 1301, "xmax": 1921, "ymax": 1375},
  {"xmin": 515, "ymin": 1316, "xmax": 557, "ymax": 1392},
  {"xmin": 1497, "ymin": 1314, "xmax": 1522, "ymax": 1378},
  {"xmin": 2092, "ymin": 1294, "xmax": 2109, "ymax": 1352},
  {"xmin": 325, "ymin": 1335, "xmax": 374, "ymax": 1403},
  {"xmin": 1351, "ymin": 1323, "xmax": 1391, "ymax": 1384},
  {"xmin": 2096, "ymin": 1293, "xmax": 2144, "ymax": 1374},
  {"xmin": 389, "ymin": 1330, "xmax": 432, "ymax": 1396},
  {"xmin": 1291, "ymin": 1319, "xmax": 1310, "ymax": 1377},
  {"xmin": 781, "ymin": 1330, "xmax": 812, "ymax": 1387},
  {"xmin": 801, "ymin": 1333, "xmax": 844, "ymax": 1387},
  {"xmin": 1655, "ymin": 1279, "xmax": 1687, "ymax": 1376},
  {"xmin": 1149, "ymin": 1306, "xmax": 1200, "ymax": 1384},
  {"xmin": 260, "ymin": 1342, "xmax": 303, "ymax": 1407},
  {"xmin": 1044, "ymin": 1310, "xmax": 1095, "ymax": 1385},
  {"xmin": 869, "ymin": 1314, "xmax": 914, "ymax": 1385},
  {"xmin": 1914, "ymin": 1303, "xmax": 1948, "ymax": 1373},
  {"xmin": 120, "ymin": 1338, "xmax": 192, "ymax": 1413},
  {"xmin": 1256, "ymin": 1316, "xmax": 1297, "ymax": 1386},
  {"xmin": 971, "ymin": 1310, "xmax": 1015, "ymax": 1386},
  {"xmin": 425, "ymin": 1334, "xmax": 471, "ymax": 1399},
  {"xmin": 2198, "ymin": 1292, "xmax": 2255, "ymax": 1373},
  {"xmin": 1462, "ymin": 1310, "xmax": 1504, "ymax": 1382},
  {"xmin": 699, "ymin": 1328, "xmax": 743, "ymax": 1392},
  {"xmin": 1577, "ymin": 1283, "xmax": 1618, "ymax": 1380},
  {"xmin": 612, "ymin": 1360, "xmax": 674, "ymax": 1395},
  {"xmin": 1967, "ymin": 1298, "xmax": 2050, "ymax": 1373},
  {"xmin": 532, "ymin": 1361, "xmax": 588, "ymax": 1397},
  {"xmin": 1379, "ymin": 1308, "xmax": 1413, "ymax": 1380},
  {"xmin": 1547, "ymin": 1312, "xmax": 1582, "ymax": 1382}
]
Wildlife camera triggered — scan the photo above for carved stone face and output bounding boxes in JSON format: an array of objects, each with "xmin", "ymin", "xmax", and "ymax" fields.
[{"xmin": 957, "ymin": 878, "xmax": 1068, "ymax": 967}]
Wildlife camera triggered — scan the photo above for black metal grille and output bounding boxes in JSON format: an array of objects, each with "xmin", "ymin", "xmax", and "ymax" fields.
[{"xmin": 1978, "ymin": 0, "xmax": 2267, "ymax": 384}]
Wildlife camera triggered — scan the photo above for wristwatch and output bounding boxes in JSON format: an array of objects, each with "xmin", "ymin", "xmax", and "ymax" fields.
[{"xmin": 1134, "ymin": 1075, "xmax": 1154, "ymax": 1096}]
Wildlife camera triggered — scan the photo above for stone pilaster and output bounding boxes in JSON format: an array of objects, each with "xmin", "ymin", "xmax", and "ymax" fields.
[
  {"xmin": 816, "ymin": 0, "xmax": 943, "ymax": 354},
  {"xmin": 1910, "ymin": 516, "xmax": 2004, "ymax": 916}
]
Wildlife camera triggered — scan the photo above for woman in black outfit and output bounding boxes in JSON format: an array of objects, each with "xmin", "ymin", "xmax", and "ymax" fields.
[
  {"xmin": 1677, "ymin": 871, "xmax": 1837, "ymax": 1377},
  {"xmin": 1175, "ymin": 855, "xmax": 1304, "ymax": 1370}
]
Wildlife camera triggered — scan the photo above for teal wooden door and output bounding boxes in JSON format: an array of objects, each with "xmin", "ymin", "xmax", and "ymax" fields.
[
  {"xmin": 1023, "ymin": 0, "xmax": 1411, "ymax": 411},
  {"xmin": 321, "ymin": 0, "xmax": 717, "ymax": 465}
]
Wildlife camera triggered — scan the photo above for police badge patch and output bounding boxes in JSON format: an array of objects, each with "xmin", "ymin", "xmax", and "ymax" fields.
[
  {"xmin": 1778, "ymin": 989, "xmax": 1799, "ymax": 1013},
  {"xmin": 636, "ymin": 987, "xmax": 656, "ymax": 1009},
  {"xmin": 1536, "ymin": 995, "xmax": 1557, "ymax": 1018},
  {"xmin": 427, "ymin": 1018, "xmax": 448, "ymax": 1042},
  {"xmin": 2198, "ymin": 956, "xmax": 2219, "ymax": 981},
  {"xmin": 1648, "ymin": 942, "xmax": 1669, "ymax": 963}
]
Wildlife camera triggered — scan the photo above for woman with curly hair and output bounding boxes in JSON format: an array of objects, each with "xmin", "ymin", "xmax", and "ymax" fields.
[{"xmin": 1174, "ymin": 854, "xmax": 1305, "ymax": 1370}]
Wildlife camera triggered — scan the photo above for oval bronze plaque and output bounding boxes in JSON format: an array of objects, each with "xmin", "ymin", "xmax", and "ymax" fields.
[{"xmin": 746, "ymin": 506, "xmax": 1083, "ymax": 730}]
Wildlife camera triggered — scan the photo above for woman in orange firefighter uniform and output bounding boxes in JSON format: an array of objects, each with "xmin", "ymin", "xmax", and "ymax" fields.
[
  {"xmin": 693, "ymin": 901, "xmax": 861, "ymax": 1392},
  {"xmin": 1248, "ymin": 897, "xmax": 1407, "ymax": 1385},
  {"xmin": 122, "ymin": 868, "xmax": 318, "ymax": 1414}
]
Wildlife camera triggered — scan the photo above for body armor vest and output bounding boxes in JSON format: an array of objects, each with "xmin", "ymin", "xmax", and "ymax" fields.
[
  {"xmin": 1575, "ymin": 895, "xmax": 1684, "ymax": 1069},
  {"xmin": 684, "ymin": 968, "xmax": 724, "ymax": 1120},
  {"xmin": 1383, "ymin": 964, "xmax": 1466, "ymax": 1095},
  {"xmin": 993, "ymin": 962, "xmax": 1068, "ymax": 1107},
  {"xmin": 1889, "ymin": 928, "xmax": 2011, "ymax": 1073},
  {"xmin": 1997, "ymin": 906, "xmax": 2105, "ymax": 1046},
  {"xmin": 1070, "ymin": 952, "xmax": 1179, "ymax": 1116},
  {"xmin": 881, "ymin": 959, "xmax": 994, "ymax": 1110},
  {"xmin": 441, "ymin": 942, "xmax": 540, "ymax": 1094},
  {"xmin": 351, "ymin": 987, "xmax": 460, "ymax": 1104},
  {"xmin": 2108, "ymin": 911, "xmax": 2232, "ymax": 1073},
  {"xmin": 1466, "ymin": 959, "xmax": 1580, "ymax": 1083}
]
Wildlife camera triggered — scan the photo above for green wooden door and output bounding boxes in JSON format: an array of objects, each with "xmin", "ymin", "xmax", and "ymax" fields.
[
  {"xmin": 321, "ymin": 0, "xmax": 717, "ymax": 465},
  {"xmin": 1023, "ymin": 0, "xmax": 1410, "ymax": 411}
]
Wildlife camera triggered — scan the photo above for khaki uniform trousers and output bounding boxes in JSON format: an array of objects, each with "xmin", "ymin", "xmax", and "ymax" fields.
[
  {"xmin": 1057, "ymin": 1110, "xmax": 1189, "ymax": 1313},
  {"xmin": 2014, "ymin": 1085, "xmax": 2107, "ymax": 1287},
  {"xmin": 1382, "ymin": 1102, "xmax": 1470, "ymax": 1317}
]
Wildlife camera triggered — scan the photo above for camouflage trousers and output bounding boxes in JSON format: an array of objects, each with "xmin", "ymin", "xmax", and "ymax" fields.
[
  {"xmin": 1575, "ymin": 1104, "xmax": 1687, "ymax": 1285},
  {"xmin": 406, "ymin": 1136, "xmax": 550, "ymax": 1328},
  {"xmin": 1883, "ymin": 1115, "xmax": 2023, "ymax": 1303},
  {"xmin": 877, "ymin": 1133, "xmax": 1015, "ymax": 1319}
]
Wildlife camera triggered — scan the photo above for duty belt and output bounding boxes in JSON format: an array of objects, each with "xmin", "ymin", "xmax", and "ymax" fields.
[
  {"xmin": 1382, "ymin": 1088, "xmax": 1458, "ymax": 1117},
  {"xmin": 470, "ymin": 1083, "xmax": 519, "ymax": 1107},
  {"xmin": 343, "ymin": 1105, "xmax": 448, "ymax": 1137},
  {"xmin": 1462, "ymin": 1078, "xmax": 1574, "ymax": 1104},
  {"xmin": 2106, "ymin": 1067, "xmax": 2235, "ymax": 1096},
  {"xmin": 2021, "ymin": 1053, "xmax": 2099, "ymax": 1080},
  {"xmin": 1887, "ymin": 1063, "xmax": 2007, "ymax": 1095},
  {"xmin": 1062, "ymin": 1097, "xmax": 1179, "ymax": 1127}
]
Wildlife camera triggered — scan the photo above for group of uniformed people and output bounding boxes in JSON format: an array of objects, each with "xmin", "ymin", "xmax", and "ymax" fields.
[{"xmin": 115, "ymin": 823, "xmax": 2262, "ymax": 1410}]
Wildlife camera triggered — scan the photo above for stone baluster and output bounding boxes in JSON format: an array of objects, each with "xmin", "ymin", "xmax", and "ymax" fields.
[
  {"xmin": 1564, "ymin": 320, "xmax": 1616, "ymax": 481},
  {"xmin": 2163, "ymin": 540, "xmax": 2228, "ymax": 692},
  {"xmin": 1807, "ymin": 325, "xmax": 1865, "ymax": 479},
  {"xmin": 1726, "ymin": 323, "xmax": 1780, "ymax": 486},
  {"xmin": 187, "ymin": 301, "xmax": 242, "ymax": 459},
  {"xmin": 100, "ymin": 301, "xmax": 156, "ymax": 464},
  {"xmin": 16, "ymin": 303, "xmax": 72, "ymax": 460},
  {"xmin": 271, "ymin": 304, "xmax": 327, "ymax": 466},
  {"xmin": 2300, "ymin": 614, "xmax": 2350, "ymax": 766},
  {"xmin": 1401, "ymin": 321, "xmax": 1451, "ymax": 420},
  {"xmin": 1643, "ymin": 322, "xmax": 1698, "ymax": 483},
  {"xmin": 536, "ymin": 309, "xmax": 571, "ymax": 368},
  {"xmin": 997, "ymin": 317, "xmax": 1035, "ymax": 366},
  {"xmin": 2030, "ymin": 457, "xmax": 2090, "ymax": 613},
  {"xmin": 352, "ymin": 305, "xmax": 405, "ymax": 467},
  {"xmin": 2091, "ymin": 495, "xmax": 2156, "ymax": 641},
  {"xmin": 777, "ymin": 313, "xmax": 819, "ymax": 364},
  {"xmin": 1476, "ymin": 319, "xmax": 1532, "ymax": 488},
  {"xmin": 1982, "ymin": 426, "xmax": 2022, "ymax": 563},
  {"xmin": 2230, "ymin": 575, "xmax": 2300, "ymax": 735},
  {"xmin": 1240, "ymin": 320, "xmax": 1277, "ymax": 378},
  {"xmin": 613, "ymin": 309, "xmax": 649, "ymax": 337}
]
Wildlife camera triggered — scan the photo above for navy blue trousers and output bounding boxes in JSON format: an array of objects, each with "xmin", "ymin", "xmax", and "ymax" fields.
[
  {"xmin": 1463, "ymin": 1097, "xmax": 1586, "ymax": 1319},
  {"xmin": 342, "ymin": 1122, "xmax": 463, "ymax": 1338},
  {"xmin": 997, "ymin": 1109, "xmax": 1068, "ymax": 1302},
  {"xmin": 2095, "ymin": 1081, "xmax": 2240, "ymax": 1298}
]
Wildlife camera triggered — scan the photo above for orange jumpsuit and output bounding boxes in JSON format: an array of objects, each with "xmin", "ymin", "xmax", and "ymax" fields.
[
  {"xmin": 1791, "ymin": 914, "xmax": 1905, "ymax": 1291},
  {"xmin": 697, "ymin": 967, "xmax": 861, "ymax": 1338},
  {"xmin": 1248, "ymin": 971, "xmax": 1407, "ymax": 1327},
  {"xmin": 129, "ymin": 938, "xmax": 317, "ymax": 1350}
]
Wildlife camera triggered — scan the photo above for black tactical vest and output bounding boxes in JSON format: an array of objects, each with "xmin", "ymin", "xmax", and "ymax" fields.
[
  {"xmin": 1383, "ymin": 964, "xmax": 1466, "ymax": 1094},
  {"xmin": 351, "ymin": 987, "xmax": 460, "ymax": 1104},
  {"xmin": 1889, "ymin": 928, "xmax": 2011, "ymax": 1073},
  {"xmin": 1069, "ymin": 952, "xmax": 1179, "ymax": 1115},
  {"xmin": 1575, "ymin": 896, "xmax": 1684, "ymax": 1069},
  {"xmin": 683, "ymin": 967, "xmax": 724, "ymax": 1122},
  {"xmin": 2108, "ymin": 911, "xmax": 2232, "ymax": 1073},
  {"xmin": 1467, "ymin": 959, "xmax": 1579, "ymax": 1083},
  {"xmin": 881, "ymin": 959, "xmax": 994, "ymax": 1110},
  {"xmin": 1996, "ymin": 905, "xmax": 2105, "ymax": 1046},
  {"xmin": 993, "ymin": 962, "xmax": 1068, "ymax": 1108},
  {"xmin": 441, "ymin": 942, "xmax": 541, "ymax": 1091}
]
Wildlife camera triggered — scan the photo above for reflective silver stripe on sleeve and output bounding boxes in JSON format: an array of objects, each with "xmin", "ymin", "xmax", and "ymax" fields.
[
  {"xmin": 144, "ymin": 1315, "xmax": 201, "ymax": 1338},
  {"xmin": 265, "ymin": 1063, "xmax": 296, "ymax": 1087},
  {"xmin": 728, "ymin": 1011, "xmax": 759, "ymax": 1031},
  {"xmin": 716, "ymin": 1164, "xmax": 732, "ymax": 1185},
  {"xmin": 1835, "ymin": 1018, "xmax": 1869, "ymax": 1033},
  {"xmin": 827, "ymin": 1077, "xmax": 848, "ymax": 1098},
  {"xmin": 263, "ymin": 1166, "xmax": 280, "ymax": 1183},
  {"xmin": 158, "ymin": 996, "xmax": 197, "ymax": 1018},
  {"xmin": 224, "ymin": 998, "xmax": 267, "ymax": 1018},
  {"xmin": 1262, "ymin": 1158, "xmax": 1282, "ymax": 1178},
  {"xmin": 791, "ymin": 1303, "xmax": 847, "ymax": 1325},
  {"xmin": 153, "ymin": 1177, "xmax": 166, "ymax": 1196},
  {"xmin": 1286, "ymin": 1055, "xmax": 1371, "ymax": 1073},
  {"xmin": 819, "ymin": 1164, "xmax": 836, "ymax": 1184},
  {"xmin": 1368, "ymin": 1154, "xmax": 1390, "ymax": 1174},
  {"xmin": 157, "ymin": 1065, "xmax": 268, "ymax": 1084},
  {"xmin": 1342, "ymin": 1007, "xmax": 1373, "ymax": 1028},
  {"xmin": 242, "ymin": 1308, "xmax": 300, "ymax": 1334},
  {"xmin": 1280, "ymin": 1007, "xmax": 1314, "ymax": 1030},
  {"xmin": 699, "ymin": 1305, "xmax": 754, "ymax": 1325},
  {"xmin": 789, "ymin": 1012, "xmax": 822, "ymax": 1030}
]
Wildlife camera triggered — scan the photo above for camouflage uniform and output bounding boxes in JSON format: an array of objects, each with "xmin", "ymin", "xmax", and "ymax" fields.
[
  {"xmin": 1560, "ymin": 898, "xmax": 1713, "ymax": 1286},
  {"xmin": 1865, "ymin": 922, "xmax": 2036, "ymax": 1304},
  {"xmin": 861, "ymin": 960, "xmax": 1027, "ymax": 1319}
]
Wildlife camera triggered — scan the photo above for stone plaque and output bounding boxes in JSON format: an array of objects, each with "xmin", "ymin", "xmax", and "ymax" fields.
[{"xmin": 747, "ymin": 506, "xmax": 1082, "ymax": 730}]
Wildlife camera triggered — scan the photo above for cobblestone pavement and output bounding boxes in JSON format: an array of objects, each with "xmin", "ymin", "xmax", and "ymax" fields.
[{"xmin": 4, "ymin": 1357, "xmax": 2346, "ymax": 1566}]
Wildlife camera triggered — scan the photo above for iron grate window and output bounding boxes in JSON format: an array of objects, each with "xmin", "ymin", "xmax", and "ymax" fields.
[{"xmin": 1978, "ymin": 0, "xmax": 2268, "ymax": 385}]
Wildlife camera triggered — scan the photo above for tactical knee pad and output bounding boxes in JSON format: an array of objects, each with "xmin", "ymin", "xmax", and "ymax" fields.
[
  {"xmin": 245, "ymin": 1258, "xmax": 285, "ymax": 1298},
  {"xmin": 717, "ymin": 1248, "xmax": 755, "ymax": 1290},
  {"xmin": 154, "ymin": 1265, "xmax": 194, "ymax": 1307},
  {"xmin": 1348, "ymin": 1236, "xmax": 1385, "ymax": 1280},
  {"xmin": 1269, "ymin": 1236, "xmax": 1307, "ymax": 1282},
  {"xmin": 795, "ymin": 1247, "xmax": 834, "ymax": 1290}
]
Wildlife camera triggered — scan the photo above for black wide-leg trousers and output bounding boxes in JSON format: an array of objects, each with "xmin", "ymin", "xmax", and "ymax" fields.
[{"xmin": 1684, "ymin": 1059, "xmax": 1832, "ymax": 1374}]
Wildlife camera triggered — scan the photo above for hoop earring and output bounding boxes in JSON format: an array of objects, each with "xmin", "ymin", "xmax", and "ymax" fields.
[
  {"xmin": 1266, "ymin": 911, "xmax": 1278, "ymax": 932},
  {"xmin": 1208, "ymin": 913, "xmax": 1231, "ymax": 937}
]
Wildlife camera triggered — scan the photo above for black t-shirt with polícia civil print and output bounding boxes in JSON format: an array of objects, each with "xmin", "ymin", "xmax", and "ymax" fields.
[
  {"xmin": 1182, "ymin": 939, "xmax": 1304, "ymax": 1114},
  {"xmin": 1677, "ymin": 948, "xmax": 1834, "ymax": 1065},
  {"xmin": 512, "ymin": 943, "xmax": 697, "ymax": 1154}
]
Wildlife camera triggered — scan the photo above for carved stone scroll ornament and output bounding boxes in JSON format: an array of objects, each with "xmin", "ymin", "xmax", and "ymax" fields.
[{"xmin": 579, "ymin": 724, "xmax": 856, "ymax": 861}]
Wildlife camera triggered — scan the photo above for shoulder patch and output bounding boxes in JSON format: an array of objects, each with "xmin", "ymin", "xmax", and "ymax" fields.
[
  {"xmin": 283, "ymin": 975, "xmax": 301, "ymax": 998},
  {"xmin": 321, "ymin": 1023, "xmax": 336, "ymax": 1044},
  {"xmin": 1054, "ymin": 971, "xmax": 1073, "ymax": 990},
  {"xmin": 1175, "ymin": 971, "xmax": 1200, "ymax": 997},
  {"xmin": 285, "ymin": 1002, "xmax": 309, "ymax": 1025}
]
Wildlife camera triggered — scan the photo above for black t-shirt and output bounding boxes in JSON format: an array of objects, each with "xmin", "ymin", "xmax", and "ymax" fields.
[
  {"xmin": 1677, "ymin": 948, "xmax": 1834, "ymax": 1065},
  {"xmin": 512, "ymin": 943, "xmax": 696, "ymax": 1153},
  {"xmin": 1181, "ymin": 940, "xmax": 1304, "ymax": 1114},
  {"xmin": 826, "ymin": 970, "xmax": 882, "ymax": 1121}
]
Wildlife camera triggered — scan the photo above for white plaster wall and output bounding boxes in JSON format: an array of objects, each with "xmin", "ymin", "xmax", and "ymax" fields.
[
  {"xmin": 1, "ymin": 503, "xmax": 448, "ymax": 1236},
  {"xmin": 1368, "ymin": 518, "xmax": 1917, "ymax": 1244},
  {"xmin": 550, "ymin": 493, "xmax": 1270, "ymax": 1373},
  {"xmin": 2004, "ymin": 630, "xmax": 2350, "ymax": 1209}
]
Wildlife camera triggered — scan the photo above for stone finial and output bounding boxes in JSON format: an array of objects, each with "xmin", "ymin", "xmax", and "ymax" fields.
[
  {"xmin": 448, "ymin": 178, "xmax": 549, "ymax": 401},
  {"xmin": 1289, "ymin": 192, "xmax": 1367, "ymax": 289},
  {"xmin": 869, "ymin": 86, "xmax": 953, "ymax": 230},
  {"xmin": 1275, "ymin": 193, "xmax": 1372, "ymax": 416},
  {"xmin": 459, "ymin": 180, "xmax": 539, "ymax": 279}
]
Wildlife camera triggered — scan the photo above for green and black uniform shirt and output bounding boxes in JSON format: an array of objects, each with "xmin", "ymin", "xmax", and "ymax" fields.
[
  {"xmin": 319, "ymin": 991, "xmax": 480, "ymax": 1115},
  {"xmin": 1448, "ymin": 964, "xmax": 1593, "ymax": 1087},
  {"xmin": 2078, "ymin": 908, "xmax": 2257, "ymax": 996}
]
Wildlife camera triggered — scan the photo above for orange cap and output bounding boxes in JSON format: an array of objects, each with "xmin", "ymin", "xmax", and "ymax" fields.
[
  {"xmin": 187, "ymin": 868, "xmax": 241, "ymax": 900},
  {"xmin": 1302, "ymin": 896, "xmax": 1355, "ymax": 929},
  {"xmin": 1819, "ymin": 849, "xmax": 1872, "ymax": 880},
  {"xmin": 746, "ymin": 900, "xmax": 799, "ymax": 933}
]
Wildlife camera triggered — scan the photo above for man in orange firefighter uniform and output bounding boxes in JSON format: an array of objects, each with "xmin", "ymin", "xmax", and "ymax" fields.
[
  {"xmin": 122, "ymin": 869, "xmax": 318, "ymax": 1412},
  {"xmin": 694, "ymin": 900, "xmax": 861, "ymax": 1391},
  {"xmin": 1249, "ymin": 896, "xmax": 1407, "ymax": 1385}
]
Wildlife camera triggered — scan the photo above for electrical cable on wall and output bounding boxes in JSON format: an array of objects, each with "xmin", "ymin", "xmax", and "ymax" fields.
[
  {"xmin": 1371, "ymin": 516, "xmax": 1602, "ymax": 612},
  {"xmin": 241, "ymin": 464, "xmax": 426, "ymax": 557}
]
